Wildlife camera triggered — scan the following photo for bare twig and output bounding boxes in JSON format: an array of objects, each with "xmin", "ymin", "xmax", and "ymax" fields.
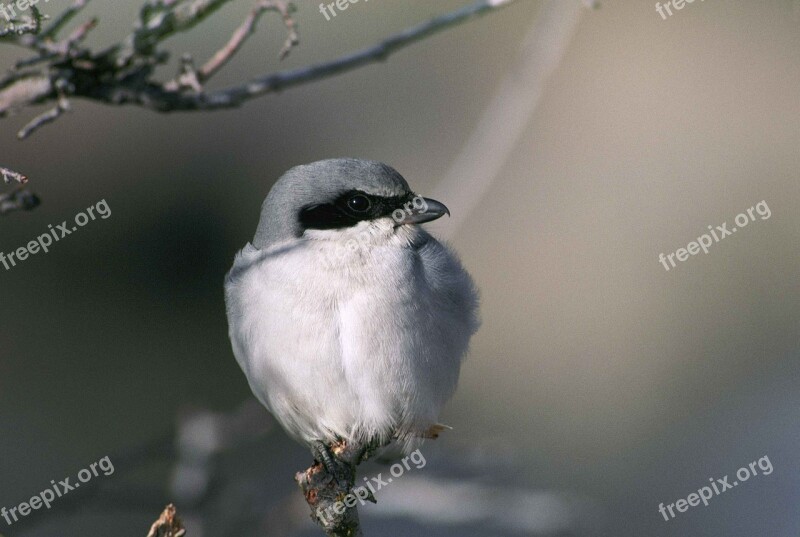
[
  {"xmin": 1, "ymin": 165, "xmax": 27, "ymax": 184},
  {"xmin": 39, "ymin": 0, "xmax": 88, "ymax": 40},
  {"xmin": 0, "ymin": 0, "xmax": 523, "ymax": 212},
  {"xmin": 146, "ymin": 504, "xmax": 186, "ymax": 537},
  {"xmin": 0, "ymin": 6, "xmax": 46, "ymax": 38},
  {"xmin": 201, "ymin": 0, "xmax": 296, "ymax": 76},
  {"xmin": 166, "ymin": 0, "xmax": 298, "ymax": 92},
  {"xmin": 52, "ymin": 16, "xmax": 98, "ymax": 54},
  {"xmin": 147, "ymin": 0, "xmax": 522, "ymax": 111},
  {"xmin": 117, "ymin": 0, "xmax": 244, "ymax": 68},
  {"xmin": 0, "ymin": 185, "xmax": 40, "ymax": 214},
  {"xmin": 0, "ymin": 0, "xmax": 521, "ymax": 122},
  {"xmin": 268, "ymin": 0, "xmax": 298, "ymax": 60},
  {"xmin": 18, "ymin": 90, "xmax": 71, "ymax": 139}
]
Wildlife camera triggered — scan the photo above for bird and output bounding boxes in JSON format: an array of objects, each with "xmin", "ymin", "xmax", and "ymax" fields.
[{"xmin": 224, "ymin": 158, "xmax": 479, "ymax": 468}]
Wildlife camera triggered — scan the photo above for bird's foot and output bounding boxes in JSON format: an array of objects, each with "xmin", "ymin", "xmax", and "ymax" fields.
[{"xmin": 311, "ymin": 440, "xmax": 351, "ymax": 487}]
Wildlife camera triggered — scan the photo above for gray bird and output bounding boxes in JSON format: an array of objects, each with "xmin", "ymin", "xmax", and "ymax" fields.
[{"xmin": 224, "ymin": 158, "xmax": 479, "ymax": 463}]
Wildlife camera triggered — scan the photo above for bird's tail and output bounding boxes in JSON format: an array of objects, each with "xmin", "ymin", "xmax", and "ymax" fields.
[{"xmin": 373, "ymin": 423, "xmax": 452, "ymax": 464}]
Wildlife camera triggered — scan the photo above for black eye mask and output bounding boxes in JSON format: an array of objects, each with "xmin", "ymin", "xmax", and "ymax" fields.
[{"xmin": 298, "ymin": 190, "xmax": 416, "ymax": 231}]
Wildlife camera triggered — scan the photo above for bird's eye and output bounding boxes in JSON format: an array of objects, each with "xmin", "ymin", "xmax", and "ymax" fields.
[{"xmin": 347, "ymin": 195, "xmax": 371, "ymax": 212}]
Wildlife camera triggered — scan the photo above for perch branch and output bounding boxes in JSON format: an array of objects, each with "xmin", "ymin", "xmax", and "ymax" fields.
[{"xmin": 295, "ymin": 439, "xmax": 384, "ymax": 537}]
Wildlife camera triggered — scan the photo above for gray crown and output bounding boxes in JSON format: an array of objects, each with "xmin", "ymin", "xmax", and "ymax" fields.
[{"xmin": 253, "ymin": 158, "xmax": 411, "ymax": 249}]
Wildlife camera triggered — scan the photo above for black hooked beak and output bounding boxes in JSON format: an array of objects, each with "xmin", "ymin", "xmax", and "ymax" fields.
[{"xmin": 396, "ymin": 197, "xmax": 450, "ymax": 225}]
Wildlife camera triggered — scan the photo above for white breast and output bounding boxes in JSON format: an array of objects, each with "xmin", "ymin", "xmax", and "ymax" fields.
[{"xmin": 224, "ymin": 220, "xmax": 479, "ymax": 449}]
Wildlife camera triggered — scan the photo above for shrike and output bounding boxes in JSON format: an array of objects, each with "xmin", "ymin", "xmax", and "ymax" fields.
[{"xmin": 225, "ymin": 159, "xmax": 479, "ymax": 463}]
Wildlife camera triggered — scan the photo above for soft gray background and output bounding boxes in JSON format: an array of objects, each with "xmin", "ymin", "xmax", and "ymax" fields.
[{"xmin": 0, "ymin": 0, "xmax": 798, "ymax": 536}]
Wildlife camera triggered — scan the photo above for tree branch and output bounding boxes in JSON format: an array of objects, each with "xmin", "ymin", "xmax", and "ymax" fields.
[
  {"xmin": 39, "ymin": 0, "xmax": 88, "ymax": 40},
  {"xmin": 0, "ymin": 167, "xmax": 39, "ymax": 215},
  {"xmin": 0, "ymin": 6, "xmax": 46, "ymax": 38},
  {"xmin": 0, "ymin": 184, "xmax": 40, "ymax": 214},
  {"xmin": 18, "ymin": 86, "xmax": 71, "ymax": 139},
  {"xmin": 0, "ymin": 0, "xmax": 522, "ymax": 211},
  {"xmin": 146, "ymin": 504, "xmax": 186, "ymax": 537},
  {"xmin": 164, "ymin": 0, "xmax": 298, "ymax": 92},
  {"xmin": 182, "ymin": 0, "xmax": 520, "ymax": 111},
  {"xmin": 0, "ymin": 0, "xmax": 522, "ymax": 121},
  {"xmin": 295, "ymin": 439, "xmax": 383, "ymax": 537},
  {"xmin": 1, "ymin": 165, "xmax": 27, "ymax": 184}
]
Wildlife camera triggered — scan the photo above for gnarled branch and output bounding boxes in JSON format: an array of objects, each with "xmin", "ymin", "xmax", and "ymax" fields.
[
  {"xmin": 0, "ymin": 0, "xmax": 521, "ymax": 126},
  {"xmin": 0, "ymin": 0, "xmax": 522, "ymax": 210}
]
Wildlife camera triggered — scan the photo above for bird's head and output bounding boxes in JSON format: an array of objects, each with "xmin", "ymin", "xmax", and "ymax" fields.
[{"xmin": 253, "ymin": 158, "xmax": 448, "ymax": 249}]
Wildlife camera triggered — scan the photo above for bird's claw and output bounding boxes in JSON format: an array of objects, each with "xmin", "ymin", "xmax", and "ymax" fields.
[{"xmin": 311, "ymin": 440, "xmax": 350, "ymax": 487}]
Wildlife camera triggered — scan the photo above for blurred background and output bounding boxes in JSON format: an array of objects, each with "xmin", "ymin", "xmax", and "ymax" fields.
[{"xmin": 0, "ymin": 0, "xmax": 798, "ymax": 535}]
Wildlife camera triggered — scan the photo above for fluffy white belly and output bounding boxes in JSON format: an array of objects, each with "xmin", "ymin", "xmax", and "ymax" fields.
[{"xmin": 225, "ymin": 222, "xmax": 479, "ymax": 447}]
